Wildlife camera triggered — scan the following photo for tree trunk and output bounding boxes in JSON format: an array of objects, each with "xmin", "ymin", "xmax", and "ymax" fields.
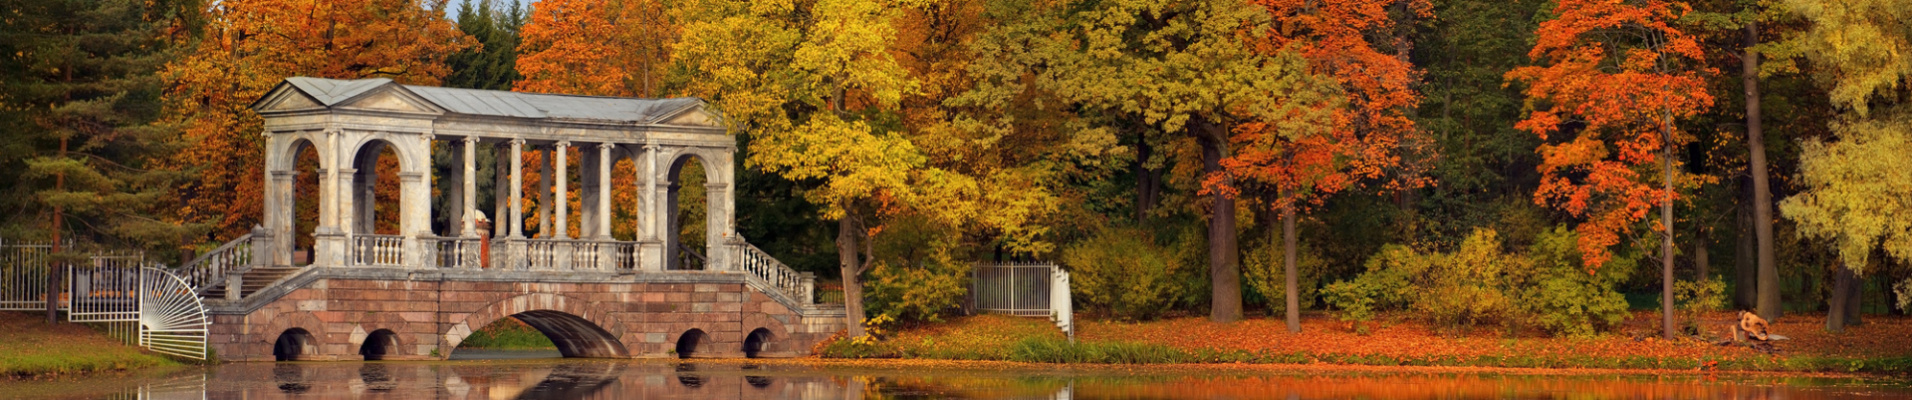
[
  {"xmin": 48, "ymin": 137, "xmax": 66, "ymax": 324},
  {"xmin": 1135, "ymin": 137, "xmax": 1158, "ymax": 221},
  {"xmin": 1199, "ymin": 123, "xmax": 1242, "ymax": 323},
  {"xmin": 1282, "ymin": 199, "xmax": 1300, "ymax": 333},
  {"xmin": 1696, "ymin": 229, "xmax": 1710, "ymax": 281},
  {"xmin": 838, "ymin": 213, "xmax": 868, "ymax": 337},
  {"xmin": 1746, "ymin": 21, "xmax": 1781, "ymax": 321},
  {"xmin": 1736, "ymin": 202, "xmax": 1758, "ymax": 309},
  {"xmin": 1845, "ymin": 269, "xmax": 1864, "ymax": 326},
  {"xmin": 1661, "ymin": 146, "xmax": 1677, "ymax": 340},
  {"xmin": 1828, "ymin": 265, "xmax": 1854, "ymax": 332}
]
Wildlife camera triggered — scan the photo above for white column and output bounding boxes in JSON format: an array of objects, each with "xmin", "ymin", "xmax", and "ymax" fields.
[
  {"xmin": 553, "ymin": 141, "xmax": 570, "ymax": 239},
  {"xmin": 337, "ymin": 167, "xmax": 357, "ymax": 235},
  {"xmin": 319, "ymin": 129, "xmax": 340, "ymax": 230},
  {"xmin": 643, "ymin": 144, "xmax": 658, "ymax": 241},
  {"xmin": 509, "ymin": 139, "xmax": 525, "ymax": 238},
  {"xmin": 461, "ymin": 137, "xmax": 478, "ymax": 238},
  {"xmin": 597, "ymin": 143, "xmax": 615, "ymax": 240}
]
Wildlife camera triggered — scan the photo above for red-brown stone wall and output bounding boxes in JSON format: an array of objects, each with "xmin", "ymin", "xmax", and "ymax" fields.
[{"xmin": 209, "ymin": 279, "xmax": 841, "ymax": 362}]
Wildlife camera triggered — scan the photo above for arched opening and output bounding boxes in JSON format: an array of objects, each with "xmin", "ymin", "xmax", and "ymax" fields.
[
  {"xmin": 272, "ymin": 328, "xmax": 317, "ymax": 361},
  {"xmin": 674, "ymin": 328, "xmax": 708, "ymax": 359},
  {"xmin": 348, "ymin": 140, "xmax": 404, "ymax": 236},
  {"xmin": 666, "ymin": 155, "xmax": 709, "ymax": 270},
  {"xmin": 742, "ymin": 328, "xmax": 772, "ymax": 358},
  {"xmin": 358, "ymin": 329, "xmax": 399, "ymax": 360},
  {"xmin": 449, "ymin": 310, "xmax": 628, "ymax": 359},
  {"xmin": 289, "ymin": 141, "xmax": 320, "ymax": 266}
]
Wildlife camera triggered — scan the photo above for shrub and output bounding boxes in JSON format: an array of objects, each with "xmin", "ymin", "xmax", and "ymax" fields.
[
  {"xmin": 1675, "ymin": 277, "xmax": 1728, "ymax": 336},
  {"xmin": 1325, "ymin": 228, "xmax": 1636, "ymax": 337},
  {"xmin": 1519, "ymin": 226, "xmax": 1632, "ymax": 337},
  {"xmin": 864, "ymin": 215, "xmax": 971, "ymax": 324},
  {"xmin": 1897, "ymin": 278, "xmax": 1912, "ymax": 312},
  {"xmin": 1061, "ymin": 227, "xmax": 1185, "ymax": 320},
  {"xmin": 864, "ymin": 261, "xmax": 968, "ymax": 324},
  {"xmin": 1324, "ymin": 229, "xmax": 1520, "ymax": 332},
  {"xmin": 1322, "ymin": 245, "xmax": 1421, "ymax": 331},
  {"xmin": 1242, "ymin": 238, "xmax": 1328, "ymax": 315}
]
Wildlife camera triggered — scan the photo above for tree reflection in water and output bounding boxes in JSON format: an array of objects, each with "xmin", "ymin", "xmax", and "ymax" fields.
[{"xmin": 43, "ymin": 361, "xmax": 1912, "ymax": 400}]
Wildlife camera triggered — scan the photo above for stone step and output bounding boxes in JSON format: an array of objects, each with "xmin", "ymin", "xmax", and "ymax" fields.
[{"xmin": 196, "ymin": 266, "xmax": 306, "ymax": 299}]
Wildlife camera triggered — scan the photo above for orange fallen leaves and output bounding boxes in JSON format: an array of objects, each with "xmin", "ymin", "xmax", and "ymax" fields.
[{"xmin": 890, "ymin": 311, "xmax": 1912, "ymax": 366}]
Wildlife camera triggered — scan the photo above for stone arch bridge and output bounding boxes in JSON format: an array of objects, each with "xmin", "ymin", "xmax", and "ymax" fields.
[{"xmin": 182, "ymin": 77, "xmax": 844, "ymax": 361}]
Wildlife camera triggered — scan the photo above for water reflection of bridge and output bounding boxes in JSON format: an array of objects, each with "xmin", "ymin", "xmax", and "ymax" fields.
[
  {"xmin": 180, "ymin": 77, "xmax": 844, "ymax": 361},
  {"xmin": 118, "ymin": 362, "xmax": 849, "ymax": 400}
]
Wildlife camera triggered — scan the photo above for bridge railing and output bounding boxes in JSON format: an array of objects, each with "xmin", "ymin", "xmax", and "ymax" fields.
[
  {"xmin": 568, "ymin": 240, "xmax": 638, "ymax": 271},
  {"xmin": 178, "ymin": 233, "xmax": 257, "ymax": 295},
  {"xmin": 735, "ymin": 240, "xmax": 811, "ymax": 304},
  {"xmin": 421, "ymin": 236, "xmax": 481, "ymax": 269},
  {"xmin": 349, "ymin": 234, "xmax": 405, "ymax": 267}
]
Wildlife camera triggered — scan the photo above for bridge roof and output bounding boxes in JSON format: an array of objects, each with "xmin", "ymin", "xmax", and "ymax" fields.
[{"xmin": 260, "ymin": 77, "xmax": 713, "ymax": 126}]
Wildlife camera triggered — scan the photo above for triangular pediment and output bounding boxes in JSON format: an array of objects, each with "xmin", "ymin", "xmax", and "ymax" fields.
[
  {"xmin": 250, "ymin": 77, "xmax": 445, "ymax": 116},
  {"xmin": 655, "ymin": 103, "xmax": 724, "ymax": 127},
  {"xmin": 334, "ymin": 87, "xmax": 441, "ymax": 115},
  {"xmin": 250, "ymin": 83, "xmax": 327, "ymax": 113}
]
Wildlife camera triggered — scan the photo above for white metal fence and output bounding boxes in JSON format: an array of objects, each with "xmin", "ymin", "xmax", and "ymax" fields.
[
  {"xmin": 0, "ymin": 240, "xmax": 209, "ymax": 359},
  {"xmin": 972, "ymin": 263, "xmax": 1074, "ymax": 341}
]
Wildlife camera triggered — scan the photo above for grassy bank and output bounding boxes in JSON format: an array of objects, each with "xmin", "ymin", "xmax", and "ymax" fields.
[
  {"xmin": 0, "ymin": 312, "xmax": 179, "ymax": 377},
  {"xmin": 456, "ymin": 317, "xmax": 557, "ymax": 350},
  {"xmin": 821, "ymin": 313, "xmax": 1912, "ymax": 375}
]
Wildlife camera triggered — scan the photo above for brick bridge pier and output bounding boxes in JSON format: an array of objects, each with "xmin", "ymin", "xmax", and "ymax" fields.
[{"xmin": 182, "ymin": 77, "xmax": 846, "ymax": 361}]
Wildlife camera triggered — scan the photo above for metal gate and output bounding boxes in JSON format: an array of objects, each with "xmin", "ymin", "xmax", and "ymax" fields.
[
  {"xmin": 972, "ymin": 263, "xmax": 1073, "ymax": 341},
  {"xmin": 1, "ymin": 240, "xmax": 210, "ymax": 360}
]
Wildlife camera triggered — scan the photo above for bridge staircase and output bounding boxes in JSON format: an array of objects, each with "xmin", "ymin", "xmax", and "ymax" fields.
[{"xmin": 196, "ymin": 266, "xmax": 301, "ymax": 300}]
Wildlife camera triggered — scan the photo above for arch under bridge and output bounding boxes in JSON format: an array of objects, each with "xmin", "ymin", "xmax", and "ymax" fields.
[{"xmin": 174, "ymin": 77, "xmax": 844, "ymax": 361}]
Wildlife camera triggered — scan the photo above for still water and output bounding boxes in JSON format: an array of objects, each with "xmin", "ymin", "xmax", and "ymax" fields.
[{"xmin": 4, "ymin": 351, "xmax": 1910, "ymax": 399}]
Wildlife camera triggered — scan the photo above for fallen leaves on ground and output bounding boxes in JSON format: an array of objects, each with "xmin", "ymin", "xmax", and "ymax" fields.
[{"xmin": 881, "ymin": 311, "xmax": 1912, "ymax": 371}]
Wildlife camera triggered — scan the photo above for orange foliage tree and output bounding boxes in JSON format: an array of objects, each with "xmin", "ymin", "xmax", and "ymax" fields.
[
  {"xmin": 513, "ymin": 0, "xmax": 676, "ymax": 240},
  {"xmin": 1505, "ymin": 0, "xmax": 1714, "ymax": 339},
  {"xmin": 1221, "ymin": 0, "xmax": 1432, "ymax": 332},
  {"xmin": 514, "ymin": 0, "xmax": 675, "ymax": 97},
  {"xmin": 158, "ymin": 0, "xmax": 472, "ymax": 240}
]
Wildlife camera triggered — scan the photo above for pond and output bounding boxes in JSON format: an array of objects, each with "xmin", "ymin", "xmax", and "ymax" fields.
[{"xmin": 4, "ymin": 351, "xmax": 1910, "ymax": 399}]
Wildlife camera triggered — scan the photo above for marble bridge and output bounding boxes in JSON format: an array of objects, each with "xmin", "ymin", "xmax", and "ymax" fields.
[{"xmin": 181, "ymin": 77, "xmax": 846, "ymax": 361}]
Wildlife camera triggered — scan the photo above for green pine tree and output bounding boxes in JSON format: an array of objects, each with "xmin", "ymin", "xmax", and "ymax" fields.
[{"xmin": 0, "ymin": 0, "xmax": 208, "ymax": 322}]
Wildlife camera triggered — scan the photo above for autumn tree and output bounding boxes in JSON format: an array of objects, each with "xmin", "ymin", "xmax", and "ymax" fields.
[
  {"xmin": 515, "ymin": 0, "xmax": 674, "ymax": 97},
  {"xmin": 1507, "ymin": 0, "xmax": 1715, "ymax": 339},
  {"xmin": 673, "ymin": 0, "xmax": 941, "ymax": 337},
  {"xmin": 157, "ymin": 0, "xmax": 472, "ymax": 239},
  {"xmin": 1225, "ymin": 0, "xmax": 1432, "ymax": 332},
  {"xmin": 2, "ymin": 0, "xmax": 207, "ymax": 322},
  {"xmin": 1774, "ymin": 0, "xmax": 1912, "ymax": 332},
  {"xmin": 963, "ymin": 0, "xmax": 1346, "ymax": 323}
]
